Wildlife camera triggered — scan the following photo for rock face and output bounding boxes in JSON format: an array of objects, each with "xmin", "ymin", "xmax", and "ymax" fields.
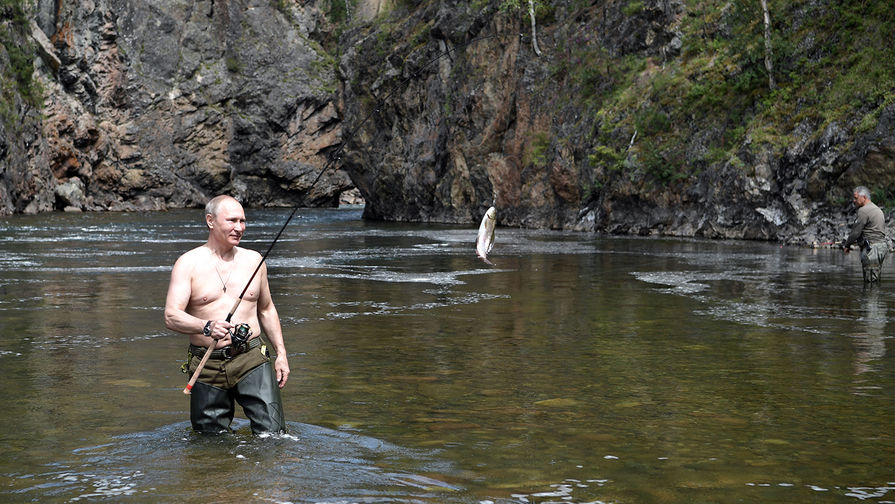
[
  {"xmin": 0, "ymin": 12, "xmax": 55, "ymax": 214},
  {"xmin": 337, "ymin": 0, "xmax": 895, "ymax": 243},
  {"xmin": 3, "ymin": 0, "xmax": 350, "ymax": 214}
]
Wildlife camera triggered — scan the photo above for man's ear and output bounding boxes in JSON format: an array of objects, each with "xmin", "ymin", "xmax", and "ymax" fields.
[{"xmin": 206, "ymin": 213, "xmax": 214, "ymax": 229}]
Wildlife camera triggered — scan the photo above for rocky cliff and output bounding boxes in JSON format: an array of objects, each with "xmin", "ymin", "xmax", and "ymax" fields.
[
  {"xmin": 2, "ymin": 0, "xmax": 894, "ymax": 246},
  {"xmin": 1, "ymin": 0, "xmax": 351, "ymax": 213},
  {"xmin": 337, "ymin": 0, "xmax": 895, "ymax": 244}
]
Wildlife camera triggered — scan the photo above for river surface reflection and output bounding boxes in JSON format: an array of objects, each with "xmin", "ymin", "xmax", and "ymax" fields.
[{"xmin": 1, "ymin": 207, "xmax": 893, "ymax": 503}]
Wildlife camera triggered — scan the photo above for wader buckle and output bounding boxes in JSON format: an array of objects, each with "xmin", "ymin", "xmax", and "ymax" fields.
[{"xmin": 220, "ymin": 344, "xmax": 245, "ymax": 359}]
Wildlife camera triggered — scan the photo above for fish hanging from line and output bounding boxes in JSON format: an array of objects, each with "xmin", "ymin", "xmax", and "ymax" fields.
[{"xmin": 475, "ymin": 206, "xmax": 497, "ymax": 265}]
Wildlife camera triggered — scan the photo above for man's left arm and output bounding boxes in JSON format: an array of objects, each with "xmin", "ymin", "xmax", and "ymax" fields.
[{"xmin": 257, "ymin": 263, "xmax": 290, "ymax": 388}]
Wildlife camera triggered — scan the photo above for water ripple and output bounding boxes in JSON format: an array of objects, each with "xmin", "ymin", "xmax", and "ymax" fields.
[{"xmin": 5, "ymin": 421, "xmax": 464, "ymax": 503}]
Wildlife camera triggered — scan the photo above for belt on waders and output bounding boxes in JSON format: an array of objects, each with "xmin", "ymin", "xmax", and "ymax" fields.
[{"xmin": 189, "ymin": 337, "xmax": 262, "ymax": 360}]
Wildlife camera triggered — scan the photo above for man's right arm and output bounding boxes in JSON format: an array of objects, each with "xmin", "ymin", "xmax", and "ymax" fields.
[{"xmin": 164, "ymin": 254, "xmax": 204, "ymax": 335}]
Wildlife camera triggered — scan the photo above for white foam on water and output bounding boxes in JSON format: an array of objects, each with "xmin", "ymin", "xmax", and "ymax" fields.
[
  {"xmin": 631, "ymin": 271, "xmax": 714, "ymax": 294},
  {"xmin": 509, "ymin": 476, "xmax": 613, "ymax": 504}
]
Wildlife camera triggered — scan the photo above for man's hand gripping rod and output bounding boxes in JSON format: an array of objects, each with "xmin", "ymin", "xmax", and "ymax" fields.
[{"xmin": 182, "ymin": 297, "xmax": 243, "ymax": 394}]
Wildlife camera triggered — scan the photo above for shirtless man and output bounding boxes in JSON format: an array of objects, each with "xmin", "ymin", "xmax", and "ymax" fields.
[{"xmin": 165, "ymin": 195, "xmax": 289, "ymax": 433}]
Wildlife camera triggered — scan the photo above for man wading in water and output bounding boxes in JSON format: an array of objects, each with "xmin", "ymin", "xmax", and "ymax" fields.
[
  {"xmin": 843, "ymin": 186, "xmax": 889, "ymax": 284},
  {"xmin": 165, "ymin": 195, "xmax": 289, "ymax": 433}
]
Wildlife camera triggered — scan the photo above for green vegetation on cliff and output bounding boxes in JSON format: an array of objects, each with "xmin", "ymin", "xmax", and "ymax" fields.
[
  {"xmin": 0, "ymin": 0, "xmax": 42, "ymax": 129},
  {"xmin": 570, "ymin": 0, "xmax": 895, "ymax": 189}
]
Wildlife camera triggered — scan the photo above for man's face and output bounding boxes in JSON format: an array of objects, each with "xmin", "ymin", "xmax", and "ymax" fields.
[
  {"xmin": 854, "ymin": 192, "xmax": 867, "ymax": 208},
  {"xmin": 208, "ymin": 199, "xmax": 246, "ymax": 245}
]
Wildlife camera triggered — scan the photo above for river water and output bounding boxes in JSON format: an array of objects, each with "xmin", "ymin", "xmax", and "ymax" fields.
[{"xmin": 0, "ymin": 206, "xmax": 893, "ymax": 503}]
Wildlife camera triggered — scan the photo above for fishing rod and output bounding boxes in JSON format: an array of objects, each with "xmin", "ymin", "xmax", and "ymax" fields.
[{"xmin": 184, "ymin": 31, "xmax": 500, "ymax": 394}]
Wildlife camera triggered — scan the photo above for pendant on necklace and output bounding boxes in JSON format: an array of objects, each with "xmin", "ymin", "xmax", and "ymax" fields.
[
  {"xmin": 213, "ymin": 249, "xmax": 235, "ymax": 294},
  {"xmin": 215, "ymin": 262, "xmax": 232, "ymax": 293}
]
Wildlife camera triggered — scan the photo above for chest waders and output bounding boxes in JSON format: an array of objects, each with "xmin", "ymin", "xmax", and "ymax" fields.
[
  {"xmin": 861, "ymin": 241, "xmax": 889, "ymax": 283},
  {"xmin": 186, "ymin": 341, "xmax": 285, "ymax": 434}
]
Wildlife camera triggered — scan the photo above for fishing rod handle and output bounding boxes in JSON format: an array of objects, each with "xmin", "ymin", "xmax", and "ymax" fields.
[{"xmin": 183, "ymin": 344, "xmax": 215, "ymax": 394}]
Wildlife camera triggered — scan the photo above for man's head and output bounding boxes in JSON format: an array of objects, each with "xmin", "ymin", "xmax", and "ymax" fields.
[
  {"xmin": 205, "ymin": 195, "xmax": 246, "ymax": 247},
  {"xmin": 853, "ymin": 186, "xmax": 872, "ymax": 207}
]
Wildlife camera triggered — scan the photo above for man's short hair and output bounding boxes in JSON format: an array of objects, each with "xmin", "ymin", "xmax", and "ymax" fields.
[
  {"xmin": 854, "ymin": 186, "xmax": 872, "ymax": 199},
  {"xmin": 205, "ymin": 195, "xmax": 232, "ymax": 218}
]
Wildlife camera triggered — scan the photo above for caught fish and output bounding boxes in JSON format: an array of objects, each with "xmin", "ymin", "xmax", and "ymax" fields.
[{"xmin": 475, "ymin": 206, "xmax": 497, "ymax": 265}]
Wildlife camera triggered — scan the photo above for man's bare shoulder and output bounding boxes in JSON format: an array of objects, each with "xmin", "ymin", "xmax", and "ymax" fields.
[
  {"xmin": 174, "ymin": 245, "xmax": 212, "ymax": 267},
  {"xmin": 235, "ymin": 246, "xmax": 263, "ymax": 263}
]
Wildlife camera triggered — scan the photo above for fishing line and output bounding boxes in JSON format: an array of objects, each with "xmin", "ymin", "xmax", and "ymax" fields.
[{"xmin": 185, "ymin": 31, "xmax": 501, "ymax": 393}]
